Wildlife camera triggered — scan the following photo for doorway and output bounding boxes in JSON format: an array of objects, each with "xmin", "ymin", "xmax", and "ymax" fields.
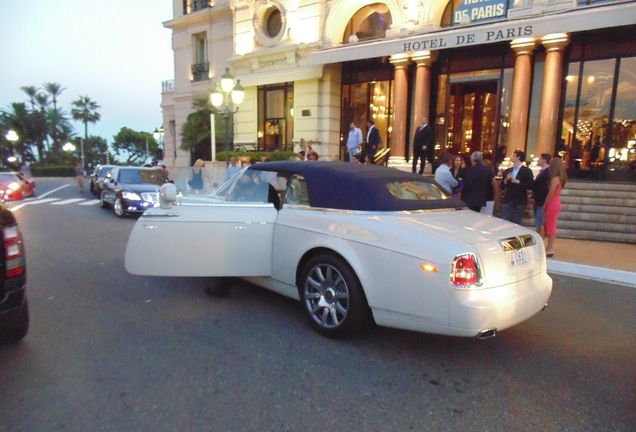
[{"xmin": 447, "ymin": 81, "xmax": 498, "ymax": 158}]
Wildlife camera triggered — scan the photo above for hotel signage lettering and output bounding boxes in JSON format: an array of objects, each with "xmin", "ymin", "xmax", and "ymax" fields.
[
  {"xmin": 402, "ymin": 25, "xmax": 533, "ymax": 52},
  {"xmin": 453, "ymin": 0, "xmax": 508, "ymax": 25}
]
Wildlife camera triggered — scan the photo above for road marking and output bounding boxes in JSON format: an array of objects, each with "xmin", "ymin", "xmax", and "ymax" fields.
[
  {"xmin": 37, "ymin": 184, "xmax": 72, "ymax": 199},
  {"xmin": 79, "ymin": 200, "xmax": 100, "ymax": 206},
  {"xmin": 51, "ymin": 198, "xmax": 87, "ymax": 206},
  {"xmin": 10, "ymin": 198, "xmax": 60, "ymax": 212}
]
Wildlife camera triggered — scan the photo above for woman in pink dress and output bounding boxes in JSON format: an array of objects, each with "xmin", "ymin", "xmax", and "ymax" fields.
[{"xmin": 543, "ymin": 158, "xmax": 567, "ymax": 257}]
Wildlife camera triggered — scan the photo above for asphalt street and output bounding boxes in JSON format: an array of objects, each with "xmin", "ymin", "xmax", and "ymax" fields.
[{"xmin": 0, "ymin": 178, "xmax": 634, "ymax": 431}]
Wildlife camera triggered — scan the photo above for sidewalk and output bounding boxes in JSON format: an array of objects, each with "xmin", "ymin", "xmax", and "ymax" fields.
[{"xmin": 546, "ymin": 238, "xmax": 636, "ymax": 286}]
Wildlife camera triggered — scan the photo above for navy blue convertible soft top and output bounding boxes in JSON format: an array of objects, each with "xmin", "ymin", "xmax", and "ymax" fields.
[{"xmin": 248, "ymin": 161, "xmax": 466, "ymax": 211}]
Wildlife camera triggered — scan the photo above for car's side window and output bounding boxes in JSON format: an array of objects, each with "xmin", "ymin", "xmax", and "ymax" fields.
[{"xmin": 284, "ymin": 175, "xmax": 310, "ymax": 206}]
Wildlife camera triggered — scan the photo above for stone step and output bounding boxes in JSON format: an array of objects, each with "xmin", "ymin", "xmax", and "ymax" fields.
[
  {"xmin": 557, "ymin": 219, "xmax": 635, "ymax": 234},
  {"xmin": 567, "ymin": 182, "xmax": 636, "ymax": 193},
  {"xmin": 557, "ymin": 228, "xmax": 636, "ymax": 244},
  {"xmin": 559, "ymin": 211, "xmax": 636, "ymax": 224},
  {"xmin": 560, "ymin": 204, "xmax": 636, "ymax": 216},
  {"xmin": 561, "ymin": 188, "xmax": 636, "ymax": 199},
  {"xmin": 560, "ymin": 196, "xmax": 636, "ymax": 207}
]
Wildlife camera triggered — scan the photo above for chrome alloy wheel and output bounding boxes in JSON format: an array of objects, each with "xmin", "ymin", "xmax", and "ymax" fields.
[
  {"xmin": 304, "ymin": 264, "xmax": 350, "ymax": 329},
  {"xmin": 113, "ymin": 198, "xmax": 124, "ymax": 217}
]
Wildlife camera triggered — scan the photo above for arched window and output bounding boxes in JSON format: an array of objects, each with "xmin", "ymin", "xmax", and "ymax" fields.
[{"xmin": 343, "ymin": 3, "xmax": 392, "ymax": 44}]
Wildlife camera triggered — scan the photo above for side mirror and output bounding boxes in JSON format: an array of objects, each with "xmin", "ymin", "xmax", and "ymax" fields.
[{"xmin": 160, "ymin": 183, "xmax": 177, "ymax": 209}]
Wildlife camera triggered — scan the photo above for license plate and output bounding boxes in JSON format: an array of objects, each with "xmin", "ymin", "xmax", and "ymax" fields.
[{"xmin": 509, "ymin": 250, "xmax": 529, "ymax": 267}]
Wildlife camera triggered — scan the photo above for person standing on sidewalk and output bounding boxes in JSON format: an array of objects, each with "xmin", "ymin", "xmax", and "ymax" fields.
[
  {"xmin": 365, "ymin": 119, "xmax": 380, "ymax": 164},
  {"xmin": 461, "ymin": 151, "xmax": 494, "ymax": 212},
  {"xmin": 75, "ymin": 161, "xmax": 86, "ymax": 193},
  {"xmin": 434, "ymin": 153, "xmax": 458, "ymax": 194},
  {"xmin": 500, "ymin": 150, "xmax": 534, "ymax": 224},
  {"xmin": 532, "ymin": 153, "xmax": 552, "ymax": 234},
  {"xmin": 543, "ymin": 158, "xmax": 567, "ymax": 258},
  {"xmin": 412, "ymin": 118, "xmax": 434, "ymax": 174},
  {"xmin": 346, "ymin": 122, "xmax": 362, "ymax": 163}
]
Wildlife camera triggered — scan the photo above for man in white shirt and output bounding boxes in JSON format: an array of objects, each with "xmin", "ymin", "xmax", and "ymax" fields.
[
  {"xmin": 346, "ymin": 122, "xmax": 362, "ymax": 163},
  {"xmin": 225, "ymin": 157, "xmax": 242, "ymax": 181},
  {"xmin": 434, "ymin": 153, "xmax": 458, "ymax": 194}
]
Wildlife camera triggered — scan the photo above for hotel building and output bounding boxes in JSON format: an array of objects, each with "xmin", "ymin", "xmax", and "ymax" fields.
[{"xmin": 160, "ymin": 0, "xmax": 636, "ymax": 177}]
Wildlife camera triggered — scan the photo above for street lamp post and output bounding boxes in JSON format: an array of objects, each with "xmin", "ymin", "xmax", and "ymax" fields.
[
  {"xmin": 63, "ymin": 142, "xmax": 76, "ymax": 166},
  {"xmin": 153, "ymin": 127, "xmax": 164, "ymax": 161},
  {"xmin": 211, "ymin": 68, "xmax": 244, "ymax": 167},
  {"xmin": 5, "ymin": 130, "xmax": 19, "ymax": 165}
]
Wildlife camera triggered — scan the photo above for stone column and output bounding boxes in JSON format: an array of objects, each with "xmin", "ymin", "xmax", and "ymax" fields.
[
  {"xmin": 411, "ymin": 51, "xmax": 438, "ymax": 126},
  {"xmin": 389, "ymin": 54, "xmax": 410, "ymax": 164},
  {"xmin": 535, "ymin": 34, "xmax": 570, "ymax": 157},
  {"xmin": 507, "ymin": 38, "xmax": 537, "ymax": 157}
]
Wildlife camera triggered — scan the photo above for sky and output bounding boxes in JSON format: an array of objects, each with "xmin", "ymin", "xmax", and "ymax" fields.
[{"xmin": 0, "ymin": 0, "xmax": 174, "ymax": 145}]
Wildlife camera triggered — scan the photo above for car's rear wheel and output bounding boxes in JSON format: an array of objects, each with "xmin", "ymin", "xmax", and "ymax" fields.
[
  {"xmin": 100, "ymin": 192, "xmax": 110, "ymax": 209},
  {"xmin": 0, "ymin": 300, "xmax": 29, "ymax": 344},
  {"xmin": 113, "ymin": 198, "xmax": 125, "ymax": 218},
  {"xmin": 299, "ymin": 254, "xmax": 371, "ymax": 338}
]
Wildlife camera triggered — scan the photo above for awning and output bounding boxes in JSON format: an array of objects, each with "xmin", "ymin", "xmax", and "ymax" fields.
[
  {"xmin": 308, "ymin": 2, "xmax": 636, "ymax": 65},
  {"xmin": 237, "ymin": 65, "xmax": 323, "ymax": 87}
]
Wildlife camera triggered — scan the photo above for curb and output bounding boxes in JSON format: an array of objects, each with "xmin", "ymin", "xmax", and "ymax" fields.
[{"xmin": 547, "ymin": 260, "xmax": 636, "ymax": 287}]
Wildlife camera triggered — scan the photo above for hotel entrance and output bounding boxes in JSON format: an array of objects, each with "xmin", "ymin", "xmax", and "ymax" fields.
[{"xmin": 447, "ymin": 81, "xmax": 498, "ymax": 157}]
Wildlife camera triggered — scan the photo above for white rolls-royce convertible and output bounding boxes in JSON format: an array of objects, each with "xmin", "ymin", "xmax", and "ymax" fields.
[{"xmin": 125, "ymin": 162, "xmax": 552, "ymax": 339}]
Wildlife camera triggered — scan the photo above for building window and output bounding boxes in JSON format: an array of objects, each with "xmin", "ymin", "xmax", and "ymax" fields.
[
  {"xmin": 343, "ymin": 3, "xmax": 392, "ymax": 44},
  {"xmin": 183, "ymin": 0, "xmax": 213, "ymax": 15},
  {"xmin": 257, "ymin": 83, "xmax": 294, "ymax": 151},
  {"xmin": 191, "ymin": 33, "xmax": 209, "ymax": 82},
  {"xmin": 254, "ymin": 2, "xmax": 287, "ymax": 47}
]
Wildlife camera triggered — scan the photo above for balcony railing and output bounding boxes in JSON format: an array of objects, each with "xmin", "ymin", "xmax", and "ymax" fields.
[
  {"xmin": 191, "ymin": 62, "xmax": 210, "ymax": 82},
  {"xmin": 183, "ymin": 0, "xmax": 213, "ymax": 15},
  {"xmin": 162, "ymin": 79, "xmax": 175, "ymax": 92}
]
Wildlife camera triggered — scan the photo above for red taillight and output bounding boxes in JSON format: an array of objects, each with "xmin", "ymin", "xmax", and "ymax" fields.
[
  {"xmin": 3, "ymin": 224, "xmax": 25, "ymax": 277},
  {"xmin": 451, "ymin": 253, "xmax": 479, "ymax": 286}
]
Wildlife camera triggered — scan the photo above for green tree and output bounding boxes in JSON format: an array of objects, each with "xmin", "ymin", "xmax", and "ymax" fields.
[
  {"xmin": 43, "ymin": 82, "xmax": 65, "ymax": 151},
  {"xmin": 71, "ymin": 95, "xmax": 101, "ymax": 140},
  {"xmin": 180, "ymin": 97, "xmax": 230, "ymax": 162},
  {"xmin": 112, "ymin": 127, "xmax": 158, "ymax": 165},
  {"xmin": 20, "ymin": 86, "xmax": 39, "ymax": 111},
  {"xmin": 75, "ymin": 135, "xmax": 112, "ymax": 167},
  {"xmin": 1, "ymin": 102, "xmax": 35, "ymax": 163}
]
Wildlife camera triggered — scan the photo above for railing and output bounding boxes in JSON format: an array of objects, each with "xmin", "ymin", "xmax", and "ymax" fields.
[
  {"xmin": 162, "ymin": 79, "xmax": 175, "ymax": 92},
  {"xmin": 183, "ymin": 0, "xmax": 213, "ymax": 15},
  {"xmin": 191, "ymin": 63, "xmax": 210, "ymax": 82},
  {"xmin": 375, "ymin": 148, "xmax": 391, "ymax": 166}
]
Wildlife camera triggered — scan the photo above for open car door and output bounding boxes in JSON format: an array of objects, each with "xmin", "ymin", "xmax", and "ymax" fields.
[{"xmin": 125, "ymin": 169, "xmax": 281, "ymax": 277}]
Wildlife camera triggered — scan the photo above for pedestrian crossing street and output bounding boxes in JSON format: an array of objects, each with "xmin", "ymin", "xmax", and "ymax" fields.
[{"xmin": 10, "ymin": 197, "xmax": 101, "ymax": 212}]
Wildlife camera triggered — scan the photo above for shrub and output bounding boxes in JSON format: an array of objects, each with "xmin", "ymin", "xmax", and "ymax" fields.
[{"xmin": 30, "ymin": 165, "xmax": 76, "ymax": 177}]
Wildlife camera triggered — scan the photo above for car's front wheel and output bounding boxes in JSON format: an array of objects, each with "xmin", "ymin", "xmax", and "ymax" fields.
[
  {"xmin": 299, "ymin": 254, "xmax": 371, "ymax": 338},
  {"xmin": 100, "ymin": 192, "xmax": 110, "ymax": 209},
  {"xmin": 113, "ymin": 198, "xmax": 125, "ymax": 218}
]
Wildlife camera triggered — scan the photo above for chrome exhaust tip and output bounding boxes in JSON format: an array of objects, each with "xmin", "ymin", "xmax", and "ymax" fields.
[
  {"xmin": 541, "ymin": 303, "xmax": 548, "ymax": 311},
  {"xmin": 476, "ymin": 328, "xmax": 497, "ymax": 339}
]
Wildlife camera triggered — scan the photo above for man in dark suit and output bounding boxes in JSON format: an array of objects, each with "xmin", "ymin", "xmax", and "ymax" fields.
[
  {"xmin": 500, "ymin": 149, "xmax": 534, "ymax": 224},
  {"xmin": 412, "ymin": 118, "xmax": 434, "ymax": 174},
  {"xmin": 365, "ymin": 119, "xmax": 381, "ymax": 164},
  {"xmin": 461, "ymin": 151, "xmax": 495, "ymax": 212},
  {"xmin": 532, "ymin": 153, "xmax": 551, "ymax": 232}
]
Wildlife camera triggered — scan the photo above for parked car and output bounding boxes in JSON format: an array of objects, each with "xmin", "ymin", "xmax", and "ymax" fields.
[
  {"xmin": 90, "ymin": 164, "xmax": 116, "ymax": 197},
  {"xmin": 125, "ymin": 162, "xmax": 552, "ymax": 339},
  {"xmin": 0, "ymin": 172, "xmax": 35, "ymax": 201},
  {"xmin": 100, "ymin": 166, "xmax": 171, "ymax": 217},
  {"xmin": 0, "ymin": 204, "xmax": 29, "ymax": 343}
]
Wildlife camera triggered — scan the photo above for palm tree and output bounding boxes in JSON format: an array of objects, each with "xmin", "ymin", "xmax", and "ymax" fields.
[
  {"xmin": 47, "ymin": 107, "xmax": 72, "ymax": 156},
  {"xmin": 42, "ymin": 82, "xmax": 65, "ymax": 111},
  {"xmin": 43, "ymin": 83, "xmax": 65, "ymax": 151},
  {"xmin": 20, "ymin": 86, "xmax": 39, "ymax": 111},
  {"xmin": 71, "ymin": 95, "xmax": 101, "ymax": 140},
  {"xmin": 1, "ymin": 103, "xmax": 31, "ymax": 162}
]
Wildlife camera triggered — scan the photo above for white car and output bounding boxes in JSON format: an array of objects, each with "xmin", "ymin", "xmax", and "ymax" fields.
[{"xmin": 125, "ymin": 162, "xmax": 552, "ymax": 339}]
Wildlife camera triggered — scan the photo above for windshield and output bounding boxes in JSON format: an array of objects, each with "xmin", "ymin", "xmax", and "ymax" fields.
[
  {"xmin": 0, "ymin": 173, "xmax": 19, "ymax": 182},
  {"xmin": 386, "ymin": 181, "xmax": 449, "ymax": 200},
  {"xmin": 118, "ymin": 169, "xmax": 168, "ymax": 185}
]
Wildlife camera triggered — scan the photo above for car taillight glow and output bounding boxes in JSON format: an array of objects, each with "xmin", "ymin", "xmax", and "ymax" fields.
[
  {"xmin": 451, "ymin": 253, "xmax": 480, "ymax": 287},
  {"xmin": 3, "ymin": 224, "xmax": 25, "ymax": 277}
]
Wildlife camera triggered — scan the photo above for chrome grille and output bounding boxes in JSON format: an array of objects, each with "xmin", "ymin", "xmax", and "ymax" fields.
[
  {"xmin": 141, "ymin": 192, "xmax": 159, "ymax": 203},
  {"xmin": 498, "ymin": 234, "xmax": 536, "ymax": 252}
]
